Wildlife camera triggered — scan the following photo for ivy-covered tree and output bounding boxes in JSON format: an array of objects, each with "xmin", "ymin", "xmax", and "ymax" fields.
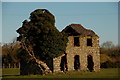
[{"xmin": 16, "ymin": 9, "xmax": 68, "ymax": 75}]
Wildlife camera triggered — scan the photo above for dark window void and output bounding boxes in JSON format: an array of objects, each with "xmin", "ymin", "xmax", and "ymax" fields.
[
  {"xmin": 74, "ymin": 55, "xmax": 80, "ymax": 70},
  {"xmin": 87, "ymin": 38, "xmax": 92, "ymax": 46},
  {"xmin": 74, "ymin": 37, "xmax": 80, "ymax": 46}
]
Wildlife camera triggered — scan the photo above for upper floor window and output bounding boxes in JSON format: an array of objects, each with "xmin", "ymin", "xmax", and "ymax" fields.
[
  {"xmin": 74, "ymin": 37, "xmax": 80, "ymax": 46},
  {"xmin": 87, "ymin": 38, "xmax": 92, "ymax": 46}
]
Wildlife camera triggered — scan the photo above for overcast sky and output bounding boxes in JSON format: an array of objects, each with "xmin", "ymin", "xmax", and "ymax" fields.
[{"xmin": 1, "ymin": 2, "xmax": 118, "ymax": 45}]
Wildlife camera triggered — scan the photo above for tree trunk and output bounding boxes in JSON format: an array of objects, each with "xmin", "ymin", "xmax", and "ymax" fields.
[{"xmin": 20, "ymin": 40, "xmax": 51, "ymax": 75}]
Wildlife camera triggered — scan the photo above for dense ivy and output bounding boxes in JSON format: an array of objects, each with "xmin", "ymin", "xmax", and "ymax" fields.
[{"xmin": 17, "ymin": 9, "xmax": 68, "ymax": 60}]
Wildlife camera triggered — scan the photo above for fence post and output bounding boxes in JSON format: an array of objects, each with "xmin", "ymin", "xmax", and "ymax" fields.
[
  {"xmin": 19, "ymin": 62, "xmax": 20, "ymax": 68},
  {"xmin": 9, "ymin": 64, "xmax": 10, "ymax": 68}
]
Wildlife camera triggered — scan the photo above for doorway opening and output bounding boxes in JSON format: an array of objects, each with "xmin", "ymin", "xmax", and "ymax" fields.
[
  {"xmin": 74, "ymin": 55, "xmax": 80, "ymax": 70},
  {"xmin": 60, "ymin": 54, "xmax": 68, "ymax": 72},
  {"xmin": 87, "ymin": 55, "xmax": 94, "ymax": 72}
]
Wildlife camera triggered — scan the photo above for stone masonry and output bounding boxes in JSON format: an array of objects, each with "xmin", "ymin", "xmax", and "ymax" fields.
[{"xmin": 53, "ymin": 24, "xmax": 100, "ymax": 72}]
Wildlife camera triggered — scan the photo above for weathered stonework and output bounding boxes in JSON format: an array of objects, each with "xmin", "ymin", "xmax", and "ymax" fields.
[
  {"xmin": 66, "ymin": 36, "xmax": 100, "ymax": 72},
  {"xmin": 53, "ymin": 24, "xmax": 100, "ymax": 72},
  {"xmin": 53, "ymin": 54, "xmax": 65, "ymax": 72}
]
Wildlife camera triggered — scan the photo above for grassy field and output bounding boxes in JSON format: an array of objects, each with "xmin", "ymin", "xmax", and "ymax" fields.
[{"xmin": 1, "ymin": 68, "xmax": 119, "ymax": 79}]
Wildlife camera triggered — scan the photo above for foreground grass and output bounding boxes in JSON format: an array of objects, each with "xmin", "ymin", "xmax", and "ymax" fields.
[
  {"xmin": 1, "ymin": 68, "xmax": 119, "ymax": 78},
  {"xmin": 2, "ymin": 68, "xmax": 20, "ymax": 76}
]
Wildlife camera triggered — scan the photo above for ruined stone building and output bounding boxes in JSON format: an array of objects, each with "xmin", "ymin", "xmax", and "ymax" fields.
[{"xmin": 53, "ymin": 24, "xmax": 100, "ymax": 72}]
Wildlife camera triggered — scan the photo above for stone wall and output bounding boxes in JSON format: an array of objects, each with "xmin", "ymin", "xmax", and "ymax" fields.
[
  {"xmin": 53, "ymin": 35, "xmax": 100, "ymax": 72},
  {"xmin": 53, "ymin": 54, "xmax": 65, "ymax": 72}
]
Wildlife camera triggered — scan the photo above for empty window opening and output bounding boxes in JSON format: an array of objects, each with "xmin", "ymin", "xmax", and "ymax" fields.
[
  {"xmin": 87, "ymin": 55, "xmax": 94, "ymax": 72},
  {"xmin": 74, "ymin": 55, "xmax": 80, "ymax": 70},
  {"xmin": 74, "ymin": 37, "xmax": 80, "ymax": 46},
  {"xmin": 87, "ymin": 38, "xmax": 92, "ymax": 46},
  {"xmin": 60, "ymin": 54, "xmax": 68, "ymax": 72}
]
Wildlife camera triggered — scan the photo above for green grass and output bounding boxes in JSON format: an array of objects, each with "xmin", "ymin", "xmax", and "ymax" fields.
[
  {"xmin": 1, "ymin": 68, "xmax": 119, "ymax": 78},
  {"xmin": 2, "ymin": 68, "xmax": 20, "ymax": 76}
]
